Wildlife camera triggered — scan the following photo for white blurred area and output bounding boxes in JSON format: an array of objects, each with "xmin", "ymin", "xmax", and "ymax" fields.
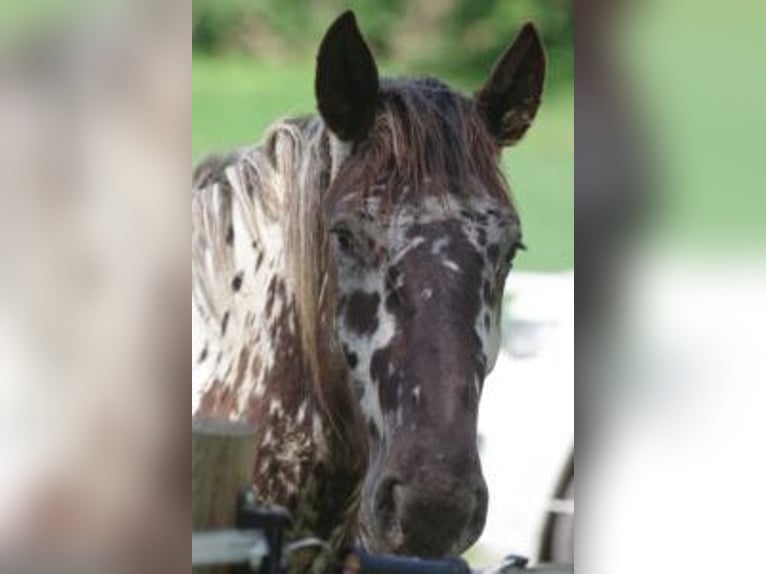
[
  {"xmin": 476, "ymin": 257, "xmax": 766, "ymax": 572},
  {"xmin": 474, "ymin": 256, "xmax": 766, "ymax": 571},
  {"xmin": 576, "ymin": 0, "xmax": 766, "ymax": 569},
  {"xmin": 0, "ymin": 1, "xmax": 188, "ymax": 571},
  {"xmin": 583, "ymin": 253, "xmax": 766, "ymax": 574},
  {"xmin": 475, "ymin": 272, "xmax": 574, "ymax": 564}
]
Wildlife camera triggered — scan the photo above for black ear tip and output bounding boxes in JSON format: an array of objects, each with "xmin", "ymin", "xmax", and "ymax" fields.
[
  {"xmin": 519, "ymin": 22, "xmax": 545, "ymax": 52},
  {"xmin": 520, "ymin": 21, "xmax": 539, "ymax": 34},
  {"xmin": 331, "ymin": 10, "xmax": 359, "ymax": 34},
  {"xmin": 319, "ymin": 11, "xmax": 362, "ymax": 54}
]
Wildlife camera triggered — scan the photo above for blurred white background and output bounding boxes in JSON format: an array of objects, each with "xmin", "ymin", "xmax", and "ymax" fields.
[{"xmin": 476, "ymin": 272, "xmax": 574, "ymax": 565}]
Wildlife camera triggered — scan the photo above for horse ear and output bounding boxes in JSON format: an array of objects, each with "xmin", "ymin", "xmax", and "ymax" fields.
[
  {"xmin": 316, "ymin": 11, "xmax": 380, "ymax": 142},
  {"xmin": 476, "ymin": 23, "xmax": 546, "ymax": 147}
]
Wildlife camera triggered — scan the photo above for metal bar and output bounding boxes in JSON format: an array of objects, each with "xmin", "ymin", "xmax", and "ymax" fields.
[
  {"xmin": 500, "ymin": 567, "xmax": 573, "ymax": 574},
  {"xmin": 192, "ymin": 529, "xmax": 574, "ymax": 574},
  {"xmin": 547, "ymin": 498, "xmax": 575, "ymax": 516},
  {"xmin": 192, "ymin": 529, "xmax": 269, "ymax": 567}
]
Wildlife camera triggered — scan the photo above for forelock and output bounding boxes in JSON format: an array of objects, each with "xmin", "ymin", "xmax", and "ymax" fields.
[{"xmin": 325, "ymin": 76, "xmax": 513, "ymax": 217}]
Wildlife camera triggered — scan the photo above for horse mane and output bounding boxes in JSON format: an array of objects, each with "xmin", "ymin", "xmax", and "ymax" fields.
[{"xmin": 221, "ymin": 117, "xmax": 344, "ymax": 417}]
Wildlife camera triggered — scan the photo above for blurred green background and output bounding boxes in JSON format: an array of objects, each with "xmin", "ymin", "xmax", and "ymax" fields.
[{"xmin": 193, "ymin": 0, "xmax": 574, "ymax": 271}]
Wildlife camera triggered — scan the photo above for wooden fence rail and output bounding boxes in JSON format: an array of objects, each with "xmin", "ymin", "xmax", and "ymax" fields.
[{"xmin": 193, "ymin": 419, "xmax": 256, "ymax": 574}]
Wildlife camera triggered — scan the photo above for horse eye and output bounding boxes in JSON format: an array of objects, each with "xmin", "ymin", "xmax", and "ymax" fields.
[
  {"xmin": 331, "ymin": 226, "xmax": 356, "ymax": 254},
  {"xmin": 506, "ymin": 241, "xmax": 527, "ymax": 267}
]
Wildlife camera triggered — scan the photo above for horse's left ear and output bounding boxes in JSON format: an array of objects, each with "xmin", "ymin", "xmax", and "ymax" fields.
[
  {"xmin": 476, "ymin": 23, "xmax": 546, "ymax": 147},
  {"xmin": 316, "ymin": 11, "xmax": 380, "ymax": 143}
]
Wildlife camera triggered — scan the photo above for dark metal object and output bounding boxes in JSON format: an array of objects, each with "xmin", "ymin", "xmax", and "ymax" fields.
[
  {"xmin": 489, "ymin": 555, "xmax": 572, "ymax": 573},
  {"xmin": 500, "ymin": 556, "xmax": 530, "ymax": 570},
  {"xmin": 341, "ymin": 548, "xmax": 472, "ymax": 574},
  {"xmin": 538, "ymin": 450, "xmax": 574, "ymax": 564},
  {"xmin": 235, "ymin": 493, "xmax": 292, "ymax": 574}
]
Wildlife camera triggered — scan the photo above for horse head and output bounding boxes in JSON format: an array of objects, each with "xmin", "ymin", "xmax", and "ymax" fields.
[{"xmin": 316, "ymin": 12, "xmax": 546, "ymax": 557}]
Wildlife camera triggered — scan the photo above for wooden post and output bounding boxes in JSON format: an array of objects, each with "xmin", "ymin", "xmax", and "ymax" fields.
[{"xmin": 192, "ymin": 419, "xmax": 255, "ymax": 574}]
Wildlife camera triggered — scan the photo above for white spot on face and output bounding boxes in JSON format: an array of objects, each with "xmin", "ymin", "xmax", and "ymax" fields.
[
  {"xmin": 443, "ymin": 260, "xmax": 461, "ymax": 273},
  {"xmin": 412, "ymin": 386, "xmax": 421, "ymax": 404},
  {"xmin": 337, "ymin": 273, "xmax": 398, "ymax": 437},
  {"xmin": 392, "ymin": 271, "xmax": 405, "ymax": 291},
  {"xmin": 421, "ymin": 287, "xmax": 433, "ymax": 301},
  {"xmin": 390, "ymin": 236, "xmax": 426, "ymax": 266}
]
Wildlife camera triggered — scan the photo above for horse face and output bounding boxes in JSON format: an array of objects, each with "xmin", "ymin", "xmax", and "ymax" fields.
[
  {"xmin": 330, "ymin": 196, "xmax": 521, "ymax": 556},
  {"xmin": 317, "ymin": 12, "xmax": 544, "ymax": 557}
]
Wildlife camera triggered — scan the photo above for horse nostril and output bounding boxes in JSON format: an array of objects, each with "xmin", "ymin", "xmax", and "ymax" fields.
[
  {"xmin": 374, "ymin": 476, "xmax": 400, "ymax": 517},
  {"xmin": 373, "ymin": 476, "xmax": 405, "ymax": 548}
]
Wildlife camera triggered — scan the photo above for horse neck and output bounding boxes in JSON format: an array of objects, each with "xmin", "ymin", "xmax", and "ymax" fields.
[
  {"xmin": 193, "ymin": 118, "xmax": 330, "ymax": 422},
  {"xmin": 192, "ymin": 118, "xmax": 366, "ymax": 534}
]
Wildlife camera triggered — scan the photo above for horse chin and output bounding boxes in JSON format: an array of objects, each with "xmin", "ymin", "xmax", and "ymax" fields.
[
  {"xmin": 359, "ymin": 514, "xmax": 479, "ymax": 559},
  {"xmin": 451, "ymin": 524, "xmax": 483, "ymax": 558},
  {"xmin": 368, "ymin": 538, "xmax": 473, "ymax": 560},
  {"xmin": 357, "ymin": 459, "xmax": 488, "ymax": 558}
]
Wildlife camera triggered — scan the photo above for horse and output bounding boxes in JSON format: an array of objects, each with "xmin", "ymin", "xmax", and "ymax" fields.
[{"xmin": 192, "ymin": 10, "xmax": 545, "ymax": 568}]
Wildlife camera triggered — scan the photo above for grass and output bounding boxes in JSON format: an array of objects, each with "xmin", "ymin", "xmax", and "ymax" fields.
[{"xmin": 193, "ymin": 56, "xmax": 573, "ymax": 271}]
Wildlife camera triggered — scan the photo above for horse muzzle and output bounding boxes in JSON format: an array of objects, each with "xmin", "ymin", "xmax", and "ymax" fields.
[{"xmin": 366, "ymin": 468, "xmax": 488, "ymax": 558}]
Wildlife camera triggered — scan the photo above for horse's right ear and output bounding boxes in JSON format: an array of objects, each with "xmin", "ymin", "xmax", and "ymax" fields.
[{"xmin": 316, "ymin": 11, "xmax": 379, "ymax": 143}]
